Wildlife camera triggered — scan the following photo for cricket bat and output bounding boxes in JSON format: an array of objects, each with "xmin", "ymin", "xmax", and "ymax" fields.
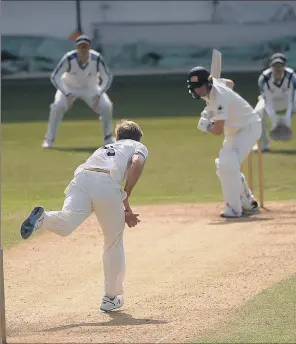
[
  {"xmin": 210, "ymin": 49, "xmax": 222, "ymax": 78},
  {"xmin": 210, "ymin": 49, "xmax": 222, "ymax": 79},
  {"xmin": 208, "ymin": 49, "xmax": 222, "ymax": 111}
]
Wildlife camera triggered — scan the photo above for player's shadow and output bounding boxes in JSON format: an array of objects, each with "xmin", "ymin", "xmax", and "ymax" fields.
[
  {"xmin": 208, "ymin": 213, "xmax": 273, "ymax": 225},
  {"xmin": 43, "ymin": 312, "xmax": 168, "ymax": 332},
  {"xmin": 52, "ymin": 147, "xmax": 98, "ymax": 154},
  {"xmin": 258, "ymin": 149, "xmax": 296, "ymax": 155}
]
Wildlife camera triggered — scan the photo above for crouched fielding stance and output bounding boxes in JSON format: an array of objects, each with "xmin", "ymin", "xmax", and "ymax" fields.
[
  {"xmin": 21, "ymin": 120, "xmax": 148, "ymax": 311},
  {"xmin": 187, "ymin": 67, "xmax": 262, "ymax": 218},
  {"xmin": 42, "ymin": 35, "xmax": 115, "ymax": 149},
  {"xmin": 253, "ymin": 53, "xmax": 296, "ymax": 152}
]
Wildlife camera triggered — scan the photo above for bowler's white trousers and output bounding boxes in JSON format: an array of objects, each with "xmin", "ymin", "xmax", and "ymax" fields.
[
  {"xmin": 215, "ymin": 121, "xmax": 262, "ymax": 215},
  {"xmin": 41, "ymin": 170, "xmax": 125, "ymax": 297}
]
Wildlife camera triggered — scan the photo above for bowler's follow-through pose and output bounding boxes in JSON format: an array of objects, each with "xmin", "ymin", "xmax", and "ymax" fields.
[
  {"xmin": 187, "ymin": 60, "xmax": 262, "ymax": 218},
  {"xmin": 253, "ymin": 53, "xmax": 296, "ymax": 152},
  {"xmin": 21, "ymin": 120, "xmax": 148, "ymax": 312},
  {"xmin": 42, "ymin": 35, "xmax": 115, "ymax": 149}
]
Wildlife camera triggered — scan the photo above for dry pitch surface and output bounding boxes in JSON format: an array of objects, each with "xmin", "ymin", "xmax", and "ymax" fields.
[{"xmin": 4, "ymin": 202, "xmax": 296, "ymax": 343}]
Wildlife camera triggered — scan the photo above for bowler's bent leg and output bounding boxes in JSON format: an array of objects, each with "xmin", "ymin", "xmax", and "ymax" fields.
[{"xmin": 42, "ymin": 181, "xmax": 93, "ymax": 237}]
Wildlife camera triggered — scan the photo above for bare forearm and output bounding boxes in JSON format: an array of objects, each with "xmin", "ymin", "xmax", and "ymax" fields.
[
  {"xmin": 124, "ymin": 164, "xmax": 143, "ymax": 197},
  {"xmin": 123, "ymin": 198, "xmax": 132, "ymax": 212},
  {"xmin": 209, "ymin": 120, "xmax": 225, "ymax": 135},
  {"xmin": 210, "ymin": 124, "xmax": 222, "ymax": 135}
]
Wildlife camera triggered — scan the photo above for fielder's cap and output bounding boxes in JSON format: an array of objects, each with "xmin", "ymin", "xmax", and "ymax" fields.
[
  {"xmin": 187, "ymin": 66, "xmax": 211, "ymax": 88},
  {"xmin": 270, "ymin": 52, "xmax": 286, "ymax": 66},
  {"xmin": 75, "ymin": 35, "xmax": 91, "ymax": 46}
]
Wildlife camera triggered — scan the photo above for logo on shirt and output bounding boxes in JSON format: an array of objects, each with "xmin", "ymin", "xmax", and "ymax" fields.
[{"xmin": 217, "ymin": 105, "xmax": 223, "ymax": 112}]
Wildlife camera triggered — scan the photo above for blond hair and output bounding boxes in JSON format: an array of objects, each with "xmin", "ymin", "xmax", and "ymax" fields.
[{"xmin": 115, "ymin": 120, "xmax": 143, "ymax": 142}]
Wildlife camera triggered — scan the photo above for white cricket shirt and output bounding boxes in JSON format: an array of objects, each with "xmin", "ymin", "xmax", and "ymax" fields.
[
  {"xmin": 50, "ymin": 49, "xmax": 112, "ymax": 96},
  {"xmin": 258, "ymin": 67, "xmax": 296, "ymax": 116},
  {"xmin": 75, "ymin": 139, "xmax": 148, "ymax": 184},
  {"xmin": 203, "ymin": 78, "xmax": 261, "ymax": 135}
]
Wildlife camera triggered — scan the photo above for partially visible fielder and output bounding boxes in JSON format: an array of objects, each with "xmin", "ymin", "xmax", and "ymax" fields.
[
  {"xmin": 253, "ymin": 53, "xmax": 296, "ymax": 152},
  {"xmin": 42, "ymin": 35, "xmax": 115, "ymax": 149},
  {"xmin": 21, "ymin": 120, "xmax": 148, "ymax": 312},
  {"xmin": 187, "ymin": 66, "xmax": 262, "ymax": 218}
]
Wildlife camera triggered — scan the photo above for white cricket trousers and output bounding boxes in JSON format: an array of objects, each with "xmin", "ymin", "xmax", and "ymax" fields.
[
  {"xmin": 215, "ymin": 121, "xmax": 262, "ymax": 215},
  {"xmin": 255, "ymin": 95, "xmax": 296, "ymax": 149},
  {"xmin": 41, "ymin": 170, "xmax": 125, "ymax": 297},
  {"xmin": 45, "ymin": 87, "xmax": 113, "ymax": 144}
]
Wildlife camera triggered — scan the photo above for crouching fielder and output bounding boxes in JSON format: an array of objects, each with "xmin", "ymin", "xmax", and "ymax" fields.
[
  {"xmin": 187, "ymin": 67, "xmax": 262, "ymax": 218},
  {"xmin": 21, "ymin": 120, "xmax": 148, "ymax": 312},
  {"xmin": 253, "ymin": 53, "xmax": 296, "ymax": 152},
  {"xmin": 42, "ymin": 35, "xmax": 115, "ymax": 149}
]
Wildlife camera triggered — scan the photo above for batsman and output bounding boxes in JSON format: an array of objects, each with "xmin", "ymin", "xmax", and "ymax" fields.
[{"xmin": 187, "ymin": 50, "xmax": 262, "ymax": 218}]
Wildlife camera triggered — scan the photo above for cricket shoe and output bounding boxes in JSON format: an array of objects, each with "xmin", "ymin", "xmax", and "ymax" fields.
[
  {"xmin": 100, "ymin": 295, "xmax": 124, "ymax": 312},
  {"xmin": 21, "ymin": 206, "xmax": 45, "ymax": 239},
  {"xmin": 41, "ymin": 140, "xmax": 53, "ymax": 149},
  {"xmin": 220, "ymin": 204, "xmax": 242, "ymax": 218},
  {"xmin": 242, "ymin": 200, "xmax": 259, "ymax": 214}
]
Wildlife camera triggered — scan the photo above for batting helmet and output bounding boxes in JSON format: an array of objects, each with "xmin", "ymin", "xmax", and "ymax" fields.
[{"xmin": 187, "ymin": 66, "xmax": 212, "ymax": 99}]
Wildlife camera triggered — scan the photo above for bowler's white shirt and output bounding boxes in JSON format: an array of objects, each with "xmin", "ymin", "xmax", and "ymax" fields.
[
  {"xmin": 50, "ymin": 49, "xmax": 112, "ymax": 96},
  {"xmin": 203, "ymin": 78, "xmax": 261, "ymax": 135},
  {"xmin": 75, "ymin": 139, "xmax": 148, "ymax": 185}
]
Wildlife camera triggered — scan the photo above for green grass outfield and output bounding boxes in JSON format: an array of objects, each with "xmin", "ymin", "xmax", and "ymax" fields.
[
  {"xmin": 2, "ymin": 73, "xmax": 296, "ymax": 342},
  {"xmin": 196, "ymin": 274, "xmax": 296, "ymax": 343}
]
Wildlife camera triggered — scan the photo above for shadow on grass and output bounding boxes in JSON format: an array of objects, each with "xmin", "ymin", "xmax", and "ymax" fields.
[
  {"xmin": 43, "ymin": 311, "xmax": 168, "ymax": 332},
  {"xmin": 254, "ymin": 149, "xmax": 296, "ymax": 155},
  {"xmin": 52, "ymin": 147, "xmax": 98, "ymax": 154}
]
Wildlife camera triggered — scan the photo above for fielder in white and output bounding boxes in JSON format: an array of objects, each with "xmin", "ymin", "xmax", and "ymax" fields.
[
  {"xmin": 42, "ymin": 34, "xmax": 115, "ymax": 149},
  {"xmin": 187, "ymin": 66, "xmax": 262, "ymax": 218},
  {"xmin": 21, "ymin": 120, "xmax": 148, "ymax": 312},
  {"xmin": 253, "ymin": 53, "xmax": 296, "ymax": 152}
]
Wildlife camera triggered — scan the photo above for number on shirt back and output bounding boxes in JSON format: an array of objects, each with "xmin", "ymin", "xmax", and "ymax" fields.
[{"xmin": 103, "ymin": 145, "xmax": 115, "ymax": 156}]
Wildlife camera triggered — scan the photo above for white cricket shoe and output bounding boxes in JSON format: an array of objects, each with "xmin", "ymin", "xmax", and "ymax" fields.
[
  {"xmin": 242, "ymin": 200, "xmax": 259, "ymax": 214},
  {"xmin": 41, "ymin": 140, "xmax": 53, "ymax": 149},
  {"xmin": 20, "ymin": 206, "xmax": 45, "ymax": 239},
  {"xmin": 100, "ymin": 295, "xmax": 124, "ymax": 312},
  {"xmin": 220, "ymin": 204, "xmax": 242, "ymax": 218}
]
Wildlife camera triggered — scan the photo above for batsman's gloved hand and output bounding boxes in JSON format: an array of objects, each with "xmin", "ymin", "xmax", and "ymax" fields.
[
  {"xmin": 197, "ymin": 117, "xmax": 213, "ymax": 133},
  {"xmin": 201, "ymin": 109, "xmax": 215, "ymax": 119},
  {"xmin": 201, "ymin": 110, "xmax": 209, "ymax": 118}
]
